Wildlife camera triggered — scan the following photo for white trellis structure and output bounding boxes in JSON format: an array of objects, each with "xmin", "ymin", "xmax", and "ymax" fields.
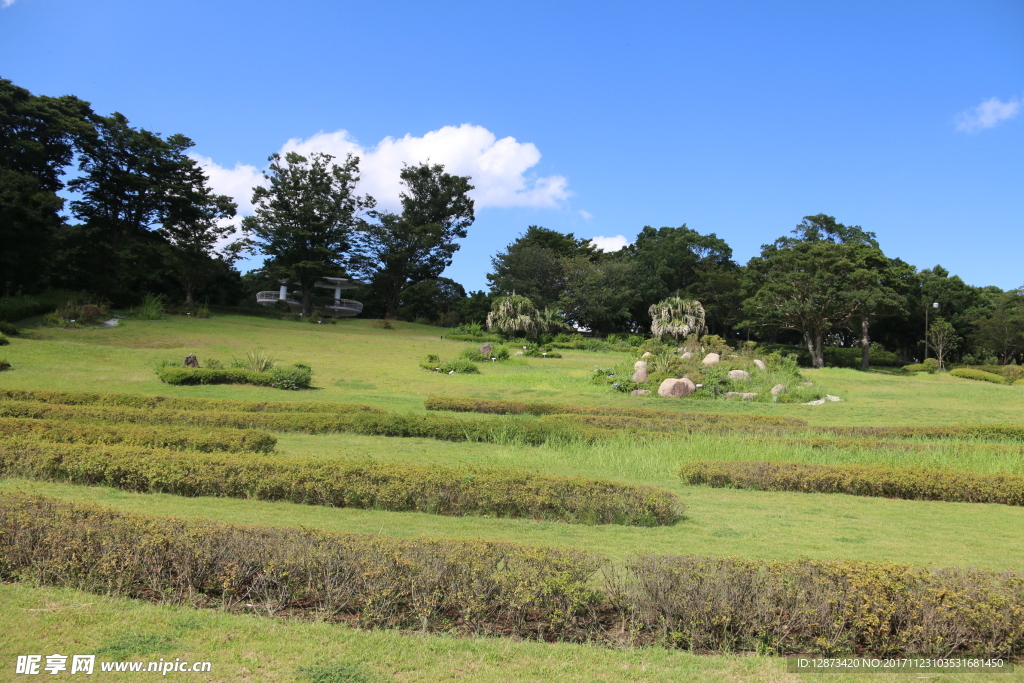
[{"xmin": 256, "ymin": 277, "xmax": 365, "ymax": 317}]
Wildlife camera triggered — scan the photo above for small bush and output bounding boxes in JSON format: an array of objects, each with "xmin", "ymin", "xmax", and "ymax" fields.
[
  {"xmin": 460, "ymin": 344, "xmax": 511, "ymax": 362},
  {"xmin": 130, "ymin": 293, "xmax": 164, "ymax": 320},
  {"xmin": 0, "ymin": 440, "xmax": 683, "ymax": 525},
  {"xmin": 158, "ymin": 366, "xmax": 275, "ymax": 387},
  {"xmin": 270, "ymin": 364, "xmax": 313, "ymax": 390},
  {"xmin": 421, "ymin": 359, "xmax": 480, "ymax": 374},
  {"xmin": 950, "ymin": 368, "xmax": 1010, "ymax": 385},
  {"xmin": 679, "ymin": 460, "xmax": 1024, "ymax": 505},
  {"xmin": 0, "ymin": 359, "xmax": 10, "ymax": 372},
  {"xmin": 0, "ymin": 335, "xmax": 8, "ymax": 346},
  {"xmin": 0, "ymin": 290, "xmax": 88, "ymax": 322},
  {"xmin": 372, "ymin": 319, "xmax": 396, "ymax": 329},
  {"xmin": 901, "ymin": 363, "xmax": 932, "ymax": 373},
  {"xmin": 0, "ymin": 321, "xmax": 17, "ymax": 336},
  {"xmin": 234, "ymin": 348, "xmax": 277, "ymax": 373},
  {"xmin": 42, "ymin": 299, "xmax": 111, "ymax": 327}
]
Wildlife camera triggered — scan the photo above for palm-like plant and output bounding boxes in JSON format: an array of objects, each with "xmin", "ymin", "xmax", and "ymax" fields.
[
  {"xmin": 536, "ymin": 306, "xmax": 566, "ymax": 334},
  {"xmin": 649, "ymin": 296, "xmax": 706, "ymax": 342},
  {"xmin": 486, "ymin": 294, "xmax": 540, "ymax": 338}
]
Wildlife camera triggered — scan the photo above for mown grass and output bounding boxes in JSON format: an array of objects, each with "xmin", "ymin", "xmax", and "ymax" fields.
[
  {"xmin": 8, "ymin": 582, "xmax": 984, "ymax": 683},
  {"xmin": 4, "ymin": 313, "xmax": 1024, "ymax": 680}
]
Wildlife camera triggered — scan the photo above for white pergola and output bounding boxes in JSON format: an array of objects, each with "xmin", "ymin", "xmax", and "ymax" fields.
[{"xmin": 256, "ymin": 277, "xmax": 365, "ymax": 317}]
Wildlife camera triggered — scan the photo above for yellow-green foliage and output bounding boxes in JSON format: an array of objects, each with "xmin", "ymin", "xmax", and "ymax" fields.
[
  {"xmin": 0, "ymin": 439, "xmax": 682, "ymax": 525},
  {"xmin": 2, "ymin": 493, "xmax": 1022, "ymax": 657},
  {"xmin": 425, "ymin": 396, "xmax": 805, "ymax": 427},
  {"xmin": 0, "ymin": 400, "xmax": 605, "ymax": 445},
  {"xmin": 679, "ymin": 460, "xmax": 1024, "ymax": 505},
  {"xmin": 0, "ymin": 388, "xmax": 375, "ymax": 414},
  {"xmin": 0, "ymin": 418, "xmax": 275, "ymax": 453},
  {"xmin": 823, "ymin": 424, "xmax": 1024, "ymax": 441},
  {"xmin": 950, "ymin": 368, "xmax": 1011, "ymax": 385}
]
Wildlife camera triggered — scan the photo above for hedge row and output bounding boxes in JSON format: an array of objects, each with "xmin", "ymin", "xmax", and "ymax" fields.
[
  {"xmin": 0, "ymin": 401, "xmax": 607, "ymax": 445},
  {"xmin": 157, "ymin": 365, "xmax": 313, "ymax": 390},
  {"xmin": 0, "ymin": 417, "xmax": 276, "ymax": 454},
  {"xmin": 823, "ymin": 424, "xmax": 1024, "ymax": 442},
  {"xmin": 425, "ymin": 396, "xmax": 806, "ymax": 427},
  {"xmin": 950, "ymin": 368, "xmax": 1012, "ymax": 385},
  {"xmin": 0, "ymin": 387, "xmax": 384, "ymax": 414},
  {"xmin": 0, "ymin": 439, "xmax": 682, "ymax": 526},
  {"xmin": 2, "ymin": 493, "xmax": 1022, "ymax": 656},
  {"xmin": 678, "ymin": 460, "xmax": 1024, "ymax": 505}
]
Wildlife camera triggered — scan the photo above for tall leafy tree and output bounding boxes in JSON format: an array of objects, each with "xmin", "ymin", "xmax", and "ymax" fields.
[
  {"xmin": 158, "ymin": 158, "xmax": 239, "ymax": 304},
  {"xmin": 487, "ymin": 226, "xmax": 597, "ymax": 310},
  {"xmin": 243, "ymin": 151, "xmax": 370, "ymax": 316},
  {"xmin": 351, "ymin": 162, "xmax": 474, "ymax": 318},
  {"xmin": 972, "ymin": 289, "xmax": 1024, "ymax": 365},
  {"xmin": 558, "ymin": 256, "xmax": 638, "ymax": 334},
  {"xmin": 744, "ymin": 215, "xmax": 882, "ymax": 369},
  {"xmin": 0, "ymin": 79, "xmax": 94, "ymax": 293}
]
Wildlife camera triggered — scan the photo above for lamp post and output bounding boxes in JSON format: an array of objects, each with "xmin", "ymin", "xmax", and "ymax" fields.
[{"xmin": 923, "ymin": 302, "xmax": 939, "ymax": 360}]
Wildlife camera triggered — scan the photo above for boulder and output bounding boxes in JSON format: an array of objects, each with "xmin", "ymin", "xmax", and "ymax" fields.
[
  {"xmin": 631, "ymin": 389, "xmax": 652, "ymax": 397},
  {"xmin": 478, "ymin": 343, "xmax": 493, "ymax": 357},
  {"xmin": 753, "ymin": 359, "xmax": 766, "ymax": 371},
  {"xmin": 680, "ymin": 352, "xmax": 693, "ymax": 359},
  {"xmin": 727, "ymin": 369, "xmax": 751, "ymax": 381},
  {"xmin": 183, "ymin": 354, "xmax": 199, "ymax": 368},
  {"xmin": 633, "ymin": 360, "xmax": 648, "ymax": 370},
  {"xmin": 725, "ymin": 392, "xmax": 758, "ymax": 401},
  {"xmin": 770, "ymin": 384, "xmax": 788, "ymax": 396},
  {"xmin": 701, "ymin": 353, "xmax": 720, "ymax": 365},
  {"xmin": 658, "ymin": 377, "xmax": 696, "ymax": 398},
  {"xmin": 825, "ymin": 394, "xmax": 842, "ymax": 402},
  {"xmin": 631, "ymin": 366, "xmax": 649, "ymax": 383},
  {"xmin": 641, "ymin": 351, "xmax": 653, "ymax": 358},
  {"xmin": 803, "ymin": 398, "xmax": 826, "ymax": 405}
]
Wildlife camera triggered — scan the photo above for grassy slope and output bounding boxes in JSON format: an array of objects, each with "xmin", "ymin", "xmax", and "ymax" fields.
[{"xmin": 2, "ymin": 313, "xmax": 1024, "ymax": 681}]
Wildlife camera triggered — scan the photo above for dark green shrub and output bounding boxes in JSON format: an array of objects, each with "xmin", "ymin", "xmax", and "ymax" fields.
[
  {"xmin": 0, "ymin": 359, "xmax": 9, "ymax": 372},
  {"xmin": 0, "ymin": 290, "xmax": 87, "ymax": 322},
  {"xmin": 42, "ymin": 299, "xmax": 111, "ymax": 327},
  {"xmin": 0, "ymin": 441, "xmax": 682, "ymax": 525},
  {"xmin": 0, "ymin": 417, "xmax": 276, "ymax": 453},
  {"xmin": 0, "ymin": 335, "xmax": 8, "ymax": 346},
  {"xmin": 270, "ymin": 364, "xmax": 313, "ymax": 390},
  {"xmin": 679, "ymin": 460, "xmax": 1024, "ymax": 505},
  {"xmin": 950, "ymin": 368, "xmax": 1010, "ymax": 385},
  {"xmin": 157, "ymin": 366, "xmax": 274, "ymax": 386},
  {"xmin": 420, "ymin": 359, "xmax": 480, "ymax": 374},
  {"xmin": 0, "ymin": 321, "xmax": 17, "ymax": 336}
]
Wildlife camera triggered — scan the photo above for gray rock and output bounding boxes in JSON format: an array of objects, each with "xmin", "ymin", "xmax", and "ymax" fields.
[
  {"xmin": 727, "ymin": 369, "xmax": 751, "ymax": 381},
  {"xmin": 701, "ymin": 352, "xmax": 720, "ymax": 365},
  {"xmin": 102, "ymin": 318, "xmax": 119, "ymax": 327},
  {"xmin": 770, "ymin": 384, "xmax": 788, "ymax": 396},
  {"xmin": 825, "ymin": 394, "xmax": 842, "ymax": 402},
  {"xmin": 725, "ymin": 391, "xmax": 758, "ymax": 401},
  {"xmin": 753, "ymin": 359, "xmax": 766, "ymax": 371},
  {"xmin": 183, "ymin": 354, "xmax": 199, "ymax": 368},
  {"xmin": 633, "ymin": 359, "xmax": 648, "ymax": 370},
  {"xmin": 681, "ymin": 352, "xmax": 693, "ymax": 359},
  {"xmin": 658, "ymin": 377, "xmax": 696, "ymax": 398},
  {"xmin": 803, "ymin": 398, "xmax": 826, "ymax": 405},
  {"xmin": 631, "ymin": 389, "xmax": 652, "ymax": 397},
  {"xmin": 641, "ymin": 351, "xmax": 653, "ymax": 358},
  {"xmin": 631, "ymin": 366, "xmax": 649, "ymax": 383},
  {"xmin": 478, "ymin": 343, "xmax": 493, "ymax": 357}
]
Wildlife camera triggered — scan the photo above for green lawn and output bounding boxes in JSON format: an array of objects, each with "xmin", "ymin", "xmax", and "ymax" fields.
[{"xmin": 2, "ymin": 312, "xmax": 1023, "ymax": 681}]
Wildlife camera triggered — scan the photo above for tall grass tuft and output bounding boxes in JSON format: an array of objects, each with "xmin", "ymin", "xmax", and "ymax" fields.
[
  {"xmin": 233, "ymin": 348, "xmax": 277, "ymax": 373},
  {"xmin": 131, "ymin": 294, "xmax": 164, "ymax": 320}
]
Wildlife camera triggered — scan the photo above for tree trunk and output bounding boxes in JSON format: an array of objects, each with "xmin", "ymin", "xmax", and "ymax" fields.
[
  {"xmin": 805, "ymin": 331, "xmax": 825, "ymax": 369},
  {"xmin": 301, "ymin": 289, "xmax": 312, "ymax": 317},
  {"xmin": 861, "ymin": 316, "xmax": 870, "ymax": 370}
]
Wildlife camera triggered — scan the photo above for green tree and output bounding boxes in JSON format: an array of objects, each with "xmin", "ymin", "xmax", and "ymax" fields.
[
  {"xmin": 486, "ymin": 293, "xmax": 540, "ymax": 338},
  {"xmin": 487, "ymin": 226, "xmax": 597, "ymax": 309},
  {"xmin": 744, "ymin": 215, "xmax": 878, "ymax": 369},
  {"xmin": 558, "ymin": 257, "xmax": 637, "ymax": 334},
  {"xmin": 0, "ymin": 79, "xmax": 94, "ymax": 293},
  {"xmin": 242, "ymin": 151, "xmax": 370, "ymax": 316},
  {"xmin": 395, "ymin": 277, "xmax": 467, "ymax": 326},
  {"xmin": 624, "ymin": 225, "xmax": 739, "ymax": 334},
  {"xmin": 649, "ymin": 296, "xmax": 706, "ymax": 342},
  {"xmin": 972, "ymin": 289, "xmax": 1024, "ymax": 365},
  {"xmin": 158, "ymin": 158, "xmax": 238, "ymax": 304},
  {"xmin": 351, "ymin": 163, "xmax": 474, "ymax": 318},
  {"xmin": 927, "ymin": 317, "xmax": 959, "ymax": 369}
]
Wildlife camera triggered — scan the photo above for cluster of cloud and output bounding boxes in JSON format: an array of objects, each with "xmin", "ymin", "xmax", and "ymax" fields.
[
  {"xmin": 2, "ymin": 0, "xmax": 16, "ymax": 8},
  {"xmin": 194, "ymin": 124, "xmax": 570, "ymax": 218},
  {"xmin": 588, "ymin": 235, "xmax": 631, "ymax": 252},
  {"xmin": 954, "ymin": 95, "xmax": 1021, "ymax": 134}
]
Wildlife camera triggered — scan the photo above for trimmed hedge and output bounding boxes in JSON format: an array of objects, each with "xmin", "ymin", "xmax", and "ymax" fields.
[
  {"xmin": 157, "ymin": 365, "xmax": 312, "ymax": 389},
  {"xmin": 0, "ymin": 400, "xmax": 607, "ymax": 445},
  {"xmin": 2, "ymin": 493, "xmax": 1022, "ymax": 656},
  {"xmin": 679, "ymin": 460, "xmax": 1024, "ymax": 505},
  {"xmin": 0, "ymin": 417, "xmax": 275, "ymax": 453},
  {"xmin": 425, "ymin": 396, "xmax": 806, "ymax": 427},
  {"xmin": 0, "ymin": 388, "xmax": 383, "ymax": 414},
  {"xmin": 950, "ymin": 368, "xmax": 1010, "ymax": 385},
  {"xmin": 0, "ymin": 439, "xmax": 682, "ymax": 526},
  {"xmin": 823, "ymin": 424, "xmax": 1024, "ymax": 442}
]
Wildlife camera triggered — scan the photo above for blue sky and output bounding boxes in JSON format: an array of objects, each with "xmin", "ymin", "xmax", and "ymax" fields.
[{"xmin": 2, "ymin": 0, "xmax": 1022, "ymax": 291}]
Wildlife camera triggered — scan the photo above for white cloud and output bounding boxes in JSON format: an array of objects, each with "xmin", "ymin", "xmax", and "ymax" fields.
[
  {"xmin": 954, "ymin": 96, "xmax": 1021, "ymax": 133},
  {"xmin": 578, "ymin": 210, "xmax": 593, "ymax": 220},
  {"xmin": 195, "ymin": 124, "xmax": 570, "ymax": 218},
  {"xmin": 589, "ymin": 235, "xmax": 631, "ymax": 252},
  {"xmin": 1, "ymin": 0, "xmax": 15, "ymax": 8}
]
